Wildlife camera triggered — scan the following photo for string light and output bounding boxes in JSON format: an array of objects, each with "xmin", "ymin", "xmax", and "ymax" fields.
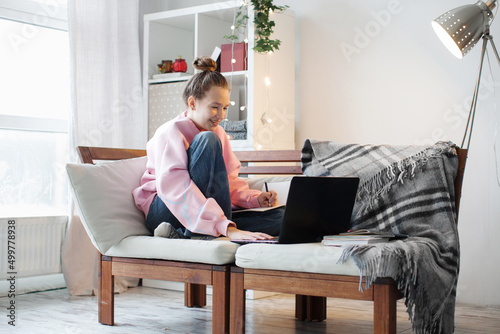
[
  {"xmin": 258, "ymin": 47, "xmax": 273, "ymax": 149},
  {"xmin": 261, "ymin": 112, "xmax": 273, "ymax": 125}
]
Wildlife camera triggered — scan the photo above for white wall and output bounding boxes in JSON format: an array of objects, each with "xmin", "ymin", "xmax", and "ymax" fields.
[
  {"xmin": 141, "ymin": 0, "xmax": 500, "ymax": 308},
  {"xmin": 280, "ymin": 0, "xmax": 500, "ymax": 308}
]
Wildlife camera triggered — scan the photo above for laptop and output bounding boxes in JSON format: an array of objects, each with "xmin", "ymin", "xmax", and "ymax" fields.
[{"xmin": 233, "ymin": 176, "xmax": 360, "ymax": 244}]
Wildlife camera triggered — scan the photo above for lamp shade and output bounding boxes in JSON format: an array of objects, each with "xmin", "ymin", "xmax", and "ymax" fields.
[{"xmin": 432, "ymin": 1, "xmax": 496, "ymax": 58}]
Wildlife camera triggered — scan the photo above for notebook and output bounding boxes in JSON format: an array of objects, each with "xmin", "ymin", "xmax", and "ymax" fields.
[{"xmin": 232, "ymin": 176, "xmax": 360, "ymax": 245}]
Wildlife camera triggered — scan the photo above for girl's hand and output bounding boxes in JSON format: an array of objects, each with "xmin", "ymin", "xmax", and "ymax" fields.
[
  {"xmin": 226, "ymin": 226, "xmax": 274, "ymax": 241},
  {"xmin": 257, "ymin": 190, "xmax": 278, "ymax": 207}
]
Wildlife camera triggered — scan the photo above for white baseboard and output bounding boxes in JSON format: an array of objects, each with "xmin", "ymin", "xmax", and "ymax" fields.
[{"xmin": 0, "ymin": 273, "xmax": 66, "ymax": 297}]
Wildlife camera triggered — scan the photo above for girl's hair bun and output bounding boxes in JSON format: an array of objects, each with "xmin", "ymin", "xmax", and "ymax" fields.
[
  {"xmin": 182, "ymin": 56, "xmax": 227, "ymax": 104},
  {"xmin": 192, "ymin": 56, "xmax": 217, "ymax": 72}
]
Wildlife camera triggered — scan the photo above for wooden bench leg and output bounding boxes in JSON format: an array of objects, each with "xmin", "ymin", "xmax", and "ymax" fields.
[
  {"xmin": 295, "ymin": 295, "xmax": 327, "ymax": 321},
  {"xmin": 374, "ymin": 282, "xmax": 397, "ymax": 334},
  {"xmin": 212, "ymin": 266, "xmax": 230, "ymax": 334},
  {"xmin": 184, "ymin": 283, "xmax": 207, "ymax": 307},
  {"xmin": 229, "ymin": 267, "xmax": 245, "ymax": 334},
  {"xmin": 98, "ymin": 255, "xmax": 114, "ymax": 325}
]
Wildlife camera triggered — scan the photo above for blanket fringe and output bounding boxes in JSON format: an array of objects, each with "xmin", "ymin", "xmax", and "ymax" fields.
[
  {"xmin": 340, "ymin": 241, "xmax": 452, "ymax": 334},
  {"xmin": 356, "ymin": 142, "xmax": 457, "ymax": 217}
]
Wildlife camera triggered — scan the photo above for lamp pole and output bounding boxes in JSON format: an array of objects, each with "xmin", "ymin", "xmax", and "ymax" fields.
[
  {"xmin": 432, "ymin": 0, "xmax": 500, "ymax": 211},
  {"xmin": 462, "ymin": 26, "xmax": 500, "ymax": 150}
]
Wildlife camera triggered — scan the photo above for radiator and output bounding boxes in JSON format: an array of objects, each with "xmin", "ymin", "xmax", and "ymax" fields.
[{"xmin": 0, "ymin": 216, "xmax": 67, "ymax": 280}]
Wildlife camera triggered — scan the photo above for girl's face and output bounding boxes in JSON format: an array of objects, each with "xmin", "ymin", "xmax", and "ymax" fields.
[{"xmin": 187, "ymin": 86, "xmax": 229, "ymax": 132}]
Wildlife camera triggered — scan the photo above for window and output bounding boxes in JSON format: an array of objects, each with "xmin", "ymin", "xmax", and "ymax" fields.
[{"xmin": 0, "ymin": 1, "xmax": 69, "ymax": 217}]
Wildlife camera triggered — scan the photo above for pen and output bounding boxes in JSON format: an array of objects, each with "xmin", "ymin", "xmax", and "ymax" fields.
[{"xmin": 265, "ymin": 182, "xmax": 271, "ymax": 207}]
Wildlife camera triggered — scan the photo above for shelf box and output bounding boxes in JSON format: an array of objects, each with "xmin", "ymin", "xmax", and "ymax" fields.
[{"xmin": 221, "ymin": 42, "xmax": 247, "ymax": 73}]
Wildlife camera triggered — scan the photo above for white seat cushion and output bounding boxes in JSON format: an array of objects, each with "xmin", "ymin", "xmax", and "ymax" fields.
[
  {"xmin": 235, "ymin": 243, "xmax": 360, "ymax": 276},
  {"xmin": 106, "ymin": 236, "xmax": 238, "ymax": 265}
]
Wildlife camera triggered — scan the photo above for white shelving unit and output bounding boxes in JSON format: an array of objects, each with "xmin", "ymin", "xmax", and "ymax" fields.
[{"xmin": 143, "ymin": 1, "xmax": 295, "ymax": 150}]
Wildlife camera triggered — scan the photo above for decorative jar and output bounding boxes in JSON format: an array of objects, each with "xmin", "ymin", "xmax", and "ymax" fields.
[{"xmin": 173, "ymin": 57, "xmax": 187, "ymax": 72}]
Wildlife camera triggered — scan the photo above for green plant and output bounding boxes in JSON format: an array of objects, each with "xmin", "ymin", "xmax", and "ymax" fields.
[
  {"xmin": 224, "ymin": 0, "xmax": 289, "ymax": 54},
  {"xmin": 223, "ymin": 8, "xmax": 249, "ymax": 43}
]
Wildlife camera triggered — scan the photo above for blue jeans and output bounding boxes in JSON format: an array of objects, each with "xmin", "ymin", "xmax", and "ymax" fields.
[
  {"xmin": 146, "ymin": 131, "xmax": 283, "ymax": 237},
  {"xmin": 231, "ymin": 207, "xmax": 284, "ymax": 236}
]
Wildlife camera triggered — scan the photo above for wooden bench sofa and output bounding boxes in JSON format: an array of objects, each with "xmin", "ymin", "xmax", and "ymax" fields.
[
  {"xmin": 67, "ymin": 145, "xmax": 466, "ymax": 334},
  {"xmin": 230, "ymin": 147, "xmax": 466, "ymax": 334}
]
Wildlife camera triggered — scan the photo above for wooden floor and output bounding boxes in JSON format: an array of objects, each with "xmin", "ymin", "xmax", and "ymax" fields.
[{"xmin": 1, "ymin": 286, "xmax": 499, "ymax": 333}]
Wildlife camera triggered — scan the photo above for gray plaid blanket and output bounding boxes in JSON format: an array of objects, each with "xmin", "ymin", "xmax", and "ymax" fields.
[{"xmin": 301, "ymin": 139, "xmax": 460, "ymax": 334}]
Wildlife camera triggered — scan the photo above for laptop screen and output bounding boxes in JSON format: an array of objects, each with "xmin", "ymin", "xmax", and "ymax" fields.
[{"xmin": 278, "ymin": 176, "xmax": 359, "ymax": 244}]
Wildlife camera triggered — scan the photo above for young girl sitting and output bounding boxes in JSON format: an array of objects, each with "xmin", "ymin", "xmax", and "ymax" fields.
[{"xmin": 133, "ymin": 56, "xmax": 284, "ymax": 241}]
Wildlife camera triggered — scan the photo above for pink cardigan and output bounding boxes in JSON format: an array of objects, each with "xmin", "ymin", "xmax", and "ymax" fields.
[{"xmin": 133, "ymin": 111, "xmax": 261, "ymax": 237}]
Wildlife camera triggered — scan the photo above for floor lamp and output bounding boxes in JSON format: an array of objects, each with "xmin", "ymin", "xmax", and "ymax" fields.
[
  {"xmin": 432, "ymin": 0, "xmax": 499, "ymax": 151},
  {"xmin": 432, "ymin": 0, "xmax": 500, "ymax": 212}
]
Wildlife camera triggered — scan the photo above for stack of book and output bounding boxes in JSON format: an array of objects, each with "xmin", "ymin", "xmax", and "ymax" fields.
[{"xmin": 322, "ymin": 229, "xmax": 406, "ymax": 247}]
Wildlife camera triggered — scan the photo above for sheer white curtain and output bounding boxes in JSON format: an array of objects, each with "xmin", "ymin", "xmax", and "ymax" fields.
[
  {"xmin": 63, "ymin": 0, "xmax": 146, "ymax": 295},
  {"xmin": 68, "ymin": 0, "xmax": 145, "ymax": 151}
]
